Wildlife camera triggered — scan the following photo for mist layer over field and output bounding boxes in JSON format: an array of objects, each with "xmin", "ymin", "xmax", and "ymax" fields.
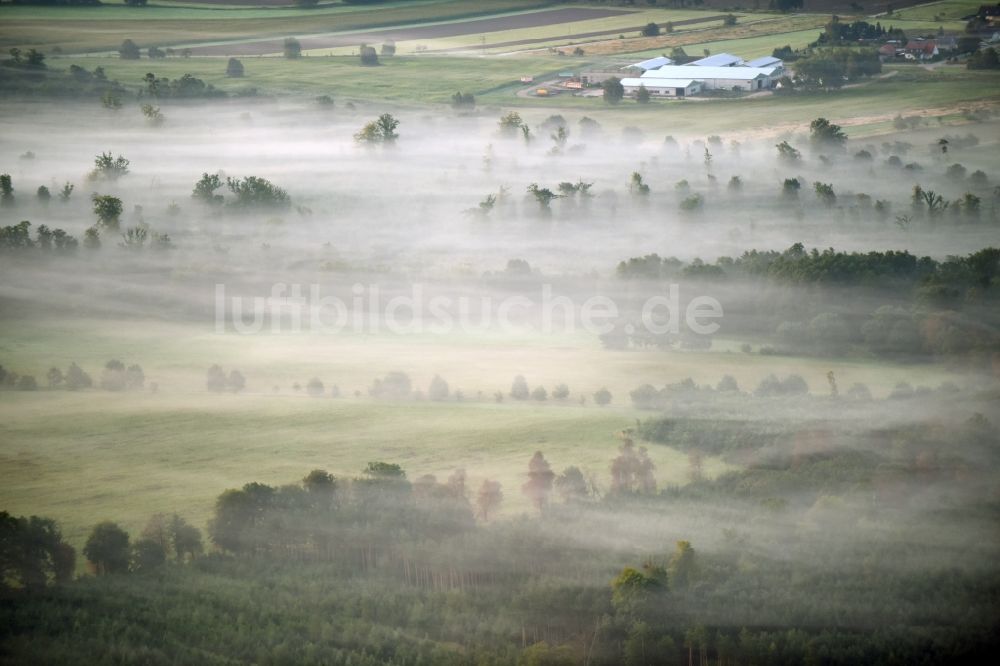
[{"xmin": 1, "ymin": 94, "xmax": 999, "ymax": 664}]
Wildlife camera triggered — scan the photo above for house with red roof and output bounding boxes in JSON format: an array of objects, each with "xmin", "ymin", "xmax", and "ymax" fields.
[{"xmin": 903, "ymin": 40, "xmax": 939, "ymax": 60}]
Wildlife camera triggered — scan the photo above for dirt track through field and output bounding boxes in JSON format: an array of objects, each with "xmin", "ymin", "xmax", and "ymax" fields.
[
  {"xmin": 185, "ymin": 7, "xmax": 632, "ymax": 55},
  {"xmin": 427, "ymin": 14, "xmax": 729, "ymax": 53}
]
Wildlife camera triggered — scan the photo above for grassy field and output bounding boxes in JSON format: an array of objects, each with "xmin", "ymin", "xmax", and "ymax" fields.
[
  {"xmin": 0, "ymin": 309, "xmax": 970, "ymax": 554},
  {"xmin": 0, "ymin": 0, "xmax": 556, "ymax": 52},
  {"xmin": 0, "ymin": 317, "xmax": 964, "ymax": 401},
  {"xmin": 54, "ymin": 52, "xmax": 574, "ymax": 103},
  {"xmin": 49, "ymin": 50, "xmax": 1000, "ymax": 117},
  {"xmin": 2, "ymin": 0, "xmax": 999, "ymax": 561},
  {"xmin": 550, "ymin": 13, "xmax": 830, "ymax": 57},
  {"xmin": 628, "ymin": 29, "xmax": 823, "ymax": 61},
  {"xmin": 306, "ymin": 9, "xmax": 733, "ymax": 56},
  {"xmin": 885, "ymin": 0, "xmax": 985, "ymax": 21},
  {"xmin": 497, "ymin": 65, "xmax": 1000, "ymax": 136},
  {"xmin": 0, "ymin": 391, "xmax": 715, "ymax": 553}
]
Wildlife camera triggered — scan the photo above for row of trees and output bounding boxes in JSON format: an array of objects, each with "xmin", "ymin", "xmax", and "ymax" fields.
[
  {"xmin": 192, "ymin": 172, "xmax": 291, "ymax": 209},
  {"xmin": 4, "ymin": 407, "xmax": 997, "ymax": 661},
  {"xmin": 81, "ymin": 513, "xmax": 202, "ymax": 576},
  {"xmin": 0, "ymin": 360, "xmax": 149, "ymax": 393}
]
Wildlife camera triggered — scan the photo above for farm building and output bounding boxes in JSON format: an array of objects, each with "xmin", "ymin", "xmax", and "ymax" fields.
[
  {"xmin": 687, "ymin": 53, "xmax": 744, "ymax": 67},
  {"xmin": 620, "ymin": 77, "xmax": 701, "ymax": 98},
  {"xmin": 903, "ymin": 40, "xmax": 939, "ymax": 59},
  {"xmin": 746, "ymin": 55, "xmax": 784, "ymax": 71},
  {"xmin": 878, "ymin": 43, "xmax": 900, "ymax": 59},
  {"xmin": 638, "ymin": 65, "xmax": 778, "ymax": 91},
  {"xmin": 936, "ymin": 36, "xmax": 958, "ymax": 51},
  {"xmin": 627, "ymin": 55, "xmax": 675, "ymax": 71}
]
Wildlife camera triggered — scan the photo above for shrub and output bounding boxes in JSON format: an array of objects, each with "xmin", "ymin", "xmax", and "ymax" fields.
[
  {"xmin": 510, "ymin": 375, "xmax": 529, "ymax": 400},
  {"xmin": 427, "ymin": 375, "xmax": 449, "ymax": 401}
]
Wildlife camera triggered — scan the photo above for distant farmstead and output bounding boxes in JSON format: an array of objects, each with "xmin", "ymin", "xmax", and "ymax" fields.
[
  {"xmin": 620, "ymin": 77, "xmax": 702, "ymax": 98},
  {"xmin": 629, "ymin": 64, "xmax": 779, "ymax": 94},
  {"xmin": 903, "ymin": 40, "xmax": 939, "ymax": 60},
  {"xmin": 687, "ymin": 53, "xmax": 745, "ymax": 67},
  {"xmin": 627, "ymin": 55, "xmax": 675, "ymax": 71},
  {"xmin": 583, "ymin": 52, "xmax": 783, "ymax": 99}
]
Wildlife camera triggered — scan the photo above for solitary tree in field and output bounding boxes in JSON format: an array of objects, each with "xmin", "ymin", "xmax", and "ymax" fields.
[
  {"xmin": 782, "ymin": 178, "xmax": 801, "ymax": 198},
  {"xmin": 814, "ymin": 181, "xmax": 836, "ymax": 206},
  {"xmin": 629, "ymin": 172, "xmax": 649, "ymax": 196},
  {"xmin": 641, "ymin": 22, "xmax": 661, "ymax": 37},
  {"xmin": 522, "ymin": 451, "xmax": 556, "ymax": 512},
  {"xmin": 355, "ymin": 113, "xmax": 399, "ymax": 144},
  {"xmin": 228, "ymin": 369, "xmax": 246, "ymax": 393},
  {"xmin": 92, "ymin": 194, "xmax": 123, "ymax": 229},
  {"xmin": 206, "ymin": 365, "xmax": 227, "ymax": 392},
  {"xmin": 428, "ymin": 374, "xmax": 450, "ymax": 401},
  {"xmin": 603, "ymin": 77, "xmax": 624, "ymax": 104},
  {"xmin": 610, "ymin": 434, "xmax": 656, "ymax": 494},
  {"xmin": 118, "ymin": 39, "xmax": 141, "ymax": 60},
  {"xmin": 192, "ymin": 173, "xmax": 224, "ymax": 205},
  {"xmin": 668, "ymin": 540, "xmax": 697, "ymax": 590},
  {"xmin": 283, "ymin": 37, "xmax": 302, "ymax": 59},
  {"xmin": 776, "ymin": 140, "xmax": 801, "ymax": 162},
  {"xmin": 90, "ymin": 152, "xmax": 130, "ymax": 181},
  {"xmin": 46, "ymin": 367, "xmax": 64, "ymax": 388},
  {"xmin": 226, "ymin": 58, "xmax": 244, "ymax": 78},
  {"xmin": 65, "ymin": 362, "xmax": 92, "ymax": 390},
  {"xmin": 359, "ymin": 45, "xmax": 379, "ymax": 66},
  {"xmin": 809, "ymin": 117, "xmax": 847, "ymax": 148},
  {"xmin": 84, "ymin": 522, "xmax": 130, "ymax": 575},
  {"xmin": 510, "ymin": 374, "xmax": 530, "ymax": 400},
  {"xmin": 555, "ymin": 466, "xmax": 589, "ymax": 502},
  {"xmin": 451, "ymin": 91, "xmax": 475, "ymax": 109},
  {"xmin": 141, "ymin": 103, "xmax": 164, "ymax": 126},
  {"xmin": 476, "ymin": 479, "xmax": 503, "ymax": 520},
  {"xmin": 306, "ymin": 377, "xmax": 325, "ymax": 396},
  {"xmin": 303, "ymin": 469, "xmax": 337, "ymax": 508},
  {"xmin": 0, "ymin": 174, "xmax": 13, "ymax": 207},
  {"xmin": 226, "ymin": 176, "xmax": 290, "ymax": 208},
  {"xmin": 498, "ymin": 111, "xmax": 524, "ymax": 136},
  {"xmin": 593, "ymin": 387, "xmax": 612, "ymax": 405},
  {"xmin": 527, "ymin": 183, "xmax": 558, "ymax": 211}
]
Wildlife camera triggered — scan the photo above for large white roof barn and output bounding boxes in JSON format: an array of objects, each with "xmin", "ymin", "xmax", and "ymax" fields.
[
  {"xmin": 746, "ymin": 55, "xmax": 783, "ymax": 68},
  {"xmin": 627, "ymin": 55, "xmax": 674, "ymax": 70},
  {"xmin": 621, "ymin": 77, "xmax": 701, "ymax": 98},
  {"xmin": 639, "ymin": 65, "xmax": 777, "ymax": 91},
  {"xmin": 687, "ymin": 53, "xmax": 744, "ymax": 67}
]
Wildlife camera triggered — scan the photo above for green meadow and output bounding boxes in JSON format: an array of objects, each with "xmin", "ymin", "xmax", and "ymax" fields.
[{"xmin": 0, "ymin": 310, "xmax": 967, "ymax": 555}]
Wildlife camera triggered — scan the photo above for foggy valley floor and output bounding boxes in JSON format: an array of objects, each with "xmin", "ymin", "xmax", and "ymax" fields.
[{"xmin": 2, "ymin": 2, "xmax": 1000, "ymax": 663}]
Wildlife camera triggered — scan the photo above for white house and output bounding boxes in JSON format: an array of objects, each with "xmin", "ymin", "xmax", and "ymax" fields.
[
  {"xmin": 686, "ymin": 53, "xmax": 744, "ymax": 67},
  {"xmin": 640, "ymin": 65, "xmax": 777, "ymax": 91},
  {"xmin": 621, "ymin": 77, "xmax": 701, "ymax": 98}
]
